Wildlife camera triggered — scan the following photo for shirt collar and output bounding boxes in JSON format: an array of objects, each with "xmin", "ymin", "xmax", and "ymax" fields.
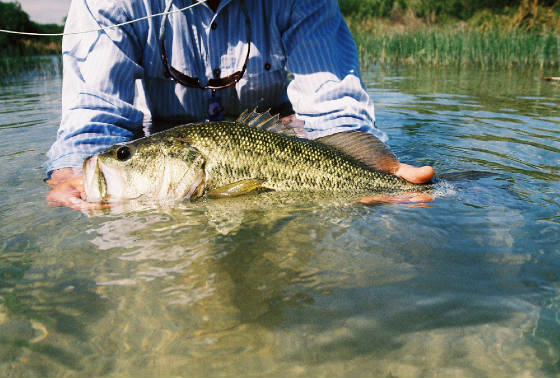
[{"xmin": 194, "ymin": 0, "xmax": 233, "ymax": 14}]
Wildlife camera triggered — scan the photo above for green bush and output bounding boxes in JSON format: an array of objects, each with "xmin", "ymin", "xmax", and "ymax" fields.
[
  {"xmin": 0, "ymin": 1, "xmax": 37, "ymax": 53},
  {"xmin": 409, "ymin": 0, "xmax": 523, "ymax": 20},
  {"xmin": 0, "ymin": 1, "xmax": 62, "ymax": 56},
  {"xmin": 338, "ymin": 0, "xmax": 398, "ymax": 18},
  {"xmin": 338, "ymin": 0, "xmax": 560, "ymax": 21}
]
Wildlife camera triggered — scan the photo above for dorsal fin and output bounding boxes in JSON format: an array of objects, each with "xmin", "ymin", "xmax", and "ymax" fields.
[
  {"xmin": 237, "ymin": 108, "xmax": 278, "ymax": 129},
  {"xmin": 317, "ymin": 131, "xmax": 400, "ymax": 173},
  {"xmin": 237, "ymin": 108, "xmax": 307, "ymax": 137}
]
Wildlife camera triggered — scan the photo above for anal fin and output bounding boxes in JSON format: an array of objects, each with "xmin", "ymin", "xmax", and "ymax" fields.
[{"xmin": 207, "ymin": 179, "xmax": 266, "ymax": 198}]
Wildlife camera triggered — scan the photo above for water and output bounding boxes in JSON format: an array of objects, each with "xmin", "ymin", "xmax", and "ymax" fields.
[{"xmin": 1, "ymin": 62, "xmax": 559, "ymax": 377}]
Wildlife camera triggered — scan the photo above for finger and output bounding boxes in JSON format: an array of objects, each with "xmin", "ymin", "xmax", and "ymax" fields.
[
  {"xmin": 46, "ymin": 168, "xmax": 80, "ymax": 184},
  {"xmin": 46, "ymin": 187, "xmax": 81, "ymax": 203},
  {"xmin": 48, "ymin": 180, "xmax": 84, "ymax": 193},
  {"xmin": 47, "ymin": 190, "xmax": 109, "ymax": 211},
  {"xmin": 47, "ymin": 190, "xmax": 80, "ymax": 208},
  {"xmin": 68, "ymin": 177, "xmax": 85, "ymax": 192},
  {"xmin": 358, "ymin": 192, "xmax": 434, "ymax": 205},
  {"xmin": 65, "ymin": 197, "xmax": 111, "ymax": 211},
  {"xmin": 395, "ymin": 164, "xmax": 435, "ymax": 184},
  {"xmin": 46, "ymin": 170, "xmax": 84, "ymax": 191}
]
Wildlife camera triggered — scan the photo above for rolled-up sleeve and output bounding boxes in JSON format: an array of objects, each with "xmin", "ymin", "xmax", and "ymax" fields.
[
  {"xmin": 44, "ymin": 0, "xmax": 146, "ymax": 175},
  {"xmin": 282, "ymin": 0, "xmax": 386, "ymax": 142}
]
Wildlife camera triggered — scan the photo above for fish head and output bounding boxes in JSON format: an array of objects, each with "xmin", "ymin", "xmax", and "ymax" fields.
[{"xmin": 83, "ymin": 136, "xmax": 206, "ymax": 202}]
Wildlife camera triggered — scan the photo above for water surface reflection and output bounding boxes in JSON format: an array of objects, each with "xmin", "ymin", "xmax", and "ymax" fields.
[{"xmin": 0, "ymin": 65, "xmax": 559, "ymax": 377}]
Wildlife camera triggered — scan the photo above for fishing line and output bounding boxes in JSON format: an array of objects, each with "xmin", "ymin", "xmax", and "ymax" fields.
[{"xmin": 0, "ymin": 0, "xmax": 209, "ymax": 36}]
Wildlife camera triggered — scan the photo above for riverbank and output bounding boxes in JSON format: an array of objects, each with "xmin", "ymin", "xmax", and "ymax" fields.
[
  {"xmin": 1, "ymin": 1, "xmax": 559, "ymax": 75},
  {"xmin": 0, "ymin": 1, "xmax": 63, "ymax": 57},
  {"xmin": 348, "ymin": 22, "xmax": 559, "ymax": 69},
  {"xmin": 343, "ymin": 0, "xmax": 560, "ymax": 69},
  {"xmin": 0, "ymin": 55, "xmax": 61, "ymax": 84}
]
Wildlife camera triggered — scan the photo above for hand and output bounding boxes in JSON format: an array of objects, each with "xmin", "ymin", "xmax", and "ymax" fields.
[
  {"xmin": 358, "ymin": 163, "xmax": 435, "ymax": 205},
  {"xmin": 279, "ymin": 115, "xmax": 435, "ymax": 184},
  {"xmin": 45, "ymin": 168, "xmax": 108, "ymax": 210},
  {"xmin": 358, "ymin": 192, "xmax": 434, "ymax": 206},
  {"xmin": 394, "ymin": 163, "xmax": 435, "ymax": 184},
  {"xmin": 280, "ymin": 114, "xmax": 307, "ymax": 138}
]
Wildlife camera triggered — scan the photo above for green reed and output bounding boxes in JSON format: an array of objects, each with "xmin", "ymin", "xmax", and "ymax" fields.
[
  {"xmin": 0, "ymin": 55, "xmax": 62, "ymax": 84},
  {"xmin": 352, "ymin": 26, "xmax": 560, "ymax": 69}
]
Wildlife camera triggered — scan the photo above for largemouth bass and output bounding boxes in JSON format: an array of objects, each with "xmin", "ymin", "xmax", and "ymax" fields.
[{"xmin": 83, "ymin": 110, "xmax": 426, "ymax": 202}]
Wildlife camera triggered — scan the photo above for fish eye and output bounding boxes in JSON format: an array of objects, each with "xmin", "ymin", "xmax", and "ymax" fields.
[{"xmin": 115, "ymin": 146, "xmax": 132, "ymax": 161}]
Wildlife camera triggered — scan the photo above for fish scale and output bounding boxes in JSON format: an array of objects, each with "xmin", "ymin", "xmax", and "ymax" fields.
[
  {"xmin": 163, "ymin": 121, "xmax": 414, "ymax": 193},
  {"xmin": 83, "ymin": 114, "xmax": 424, "ymax": 203}
]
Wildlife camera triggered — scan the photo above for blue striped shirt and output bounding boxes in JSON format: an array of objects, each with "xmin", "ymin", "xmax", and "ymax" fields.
[{"xmin": 45, "ymin": 0, "xmax": 385, "ymax": 175}]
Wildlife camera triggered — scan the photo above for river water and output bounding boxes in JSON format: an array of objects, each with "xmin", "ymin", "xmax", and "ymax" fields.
[{"xmin": 0, "ymin": 63, "xmax": 559, "ymax": 377}]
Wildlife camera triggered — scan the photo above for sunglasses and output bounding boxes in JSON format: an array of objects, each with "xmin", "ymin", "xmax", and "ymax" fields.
[{"xmin": 159, "ymin": 0, "xmax": 251, "ymax": 90}]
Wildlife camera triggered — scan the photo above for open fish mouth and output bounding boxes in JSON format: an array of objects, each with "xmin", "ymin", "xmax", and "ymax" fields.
[
  {"xmin": 83, "ymin": 155, "xmax": 107, "ymax": 202},
  {"xmin": 184, "ymin": 169, "xmax": 206, "ymax": 200}
]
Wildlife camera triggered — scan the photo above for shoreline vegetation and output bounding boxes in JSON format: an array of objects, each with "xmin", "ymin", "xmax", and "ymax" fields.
[
  {"xmin": 342, "ymin": 0, "xmax": 560, "ymax": 69},
  {"xmin": 0, "ymin": 1, "xmax": 63, "ymax": 80},
  {"xmin": 0, "ymin": 1, "xmax": 63, "ymax": 56},
  {"xmin": 0, "ymin": 0, "xmax": 558, "ymax": 78}
]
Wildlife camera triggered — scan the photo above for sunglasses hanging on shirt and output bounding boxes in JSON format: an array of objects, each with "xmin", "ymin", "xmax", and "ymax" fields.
[{"xmin": 159, "ymin": 0, "xmax": 251, "ymax": 121}]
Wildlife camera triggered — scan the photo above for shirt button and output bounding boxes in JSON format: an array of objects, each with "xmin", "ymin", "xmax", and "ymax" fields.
[
  {"xmin": 211, "ymin": 22, "xmax": 217, "ymax": 30},
  {"xmin": 264, "ymin": 63, "xmax": 271, "ymax": 70},
  {"xmin": 213, "ymin": 68, "xmax": 221, "ymax": 77}
]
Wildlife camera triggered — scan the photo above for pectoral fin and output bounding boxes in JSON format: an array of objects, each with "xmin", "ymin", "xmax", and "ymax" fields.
[{"xmin": 207, "ymin": 179, "xmax": 266, "ymax": 198}]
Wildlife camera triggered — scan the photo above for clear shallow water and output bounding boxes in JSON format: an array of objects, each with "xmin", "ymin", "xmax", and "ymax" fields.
[{"xmin": 0, "ymin": 64, "xmax": 559, "ymax": 377}]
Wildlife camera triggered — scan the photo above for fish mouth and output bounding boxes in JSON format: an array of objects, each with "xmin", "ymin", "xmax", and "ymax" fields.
[
  {"xmin": 97, "ymin": 159, "xmax": 129, "ymax": 201},
  {"xmin": 184, "ymin": 170, "xmax": 206, "ymax": 200},
  {"xmin": 83, "ymin": 156, "xmax": 107, "ymax": 202}
]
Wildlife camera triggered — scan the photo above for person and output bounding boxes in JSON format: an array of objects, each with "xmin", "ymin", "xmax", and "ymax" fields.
[{"xmin": 45, "ymin": 0, "xmax": 434, "ymax": 210}]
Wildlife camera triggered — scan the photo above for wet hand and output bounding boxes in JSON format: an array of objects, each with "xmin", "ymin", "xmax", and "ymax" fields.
[
  {"xmin": 46, "ymin": 168, "xmax": 108, "ymax": 210},
  {"xmin": 394, "ymin": 163, "xmax": 435, "ymax": 184},
  {"xmin": 358, "ymin": 192, "xmax": 434, "ymax": 206},
  {"xmin": 357, "ymin": 162, "xmax": 435, "ymax": 205},
  {"xmin": 279, "ymin": 115, "xmax": 435, "ymax": 185}
]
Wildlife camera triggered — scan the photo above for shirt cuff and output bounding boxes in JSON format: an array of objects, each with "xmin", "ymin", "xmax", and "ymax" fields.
[{"xmin": 43, "ymin": 153, "xmax": 90, "ymax": 180}]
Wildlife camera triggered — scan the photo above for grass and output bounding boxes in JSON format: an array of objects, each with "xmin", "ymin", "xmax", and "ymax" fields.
[
  {"xmin": 339, "ymin": 0, "xmax": 560, "ymax": 30},
  {"xmin": 0, "ymin": 55, "xmax": 62, "ymax": 84},
  {"xmin": 347, "ymin": 19, "xmax": 560, "ymax": 69},
  {"xmin": 1, "ymin": 1, "xmax": 558, "ymax": 79},
  {"xmin": 342, "ymin": 0, "xmax": 560, "ymax": 69}
]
